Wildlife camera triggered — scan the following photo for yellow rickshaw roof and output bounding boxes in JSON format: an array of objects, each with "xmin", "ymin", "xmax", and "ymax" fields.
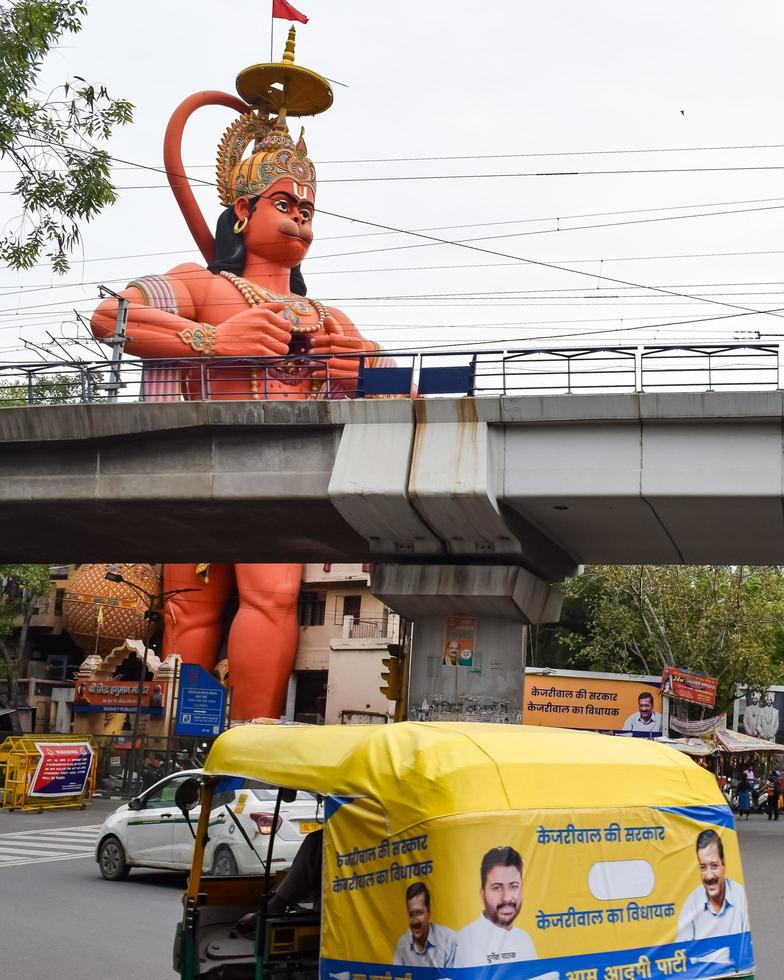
[{"xmin": 204, "ymin": 722, "xmax": 723, "ymax": 831}]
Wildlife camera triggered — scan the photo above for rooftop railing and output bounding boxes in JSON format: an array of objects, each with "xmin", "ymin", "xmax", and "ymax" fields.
[{"xmin": 1, "ymin": 343, "xmax": 782, "ymax": 406}]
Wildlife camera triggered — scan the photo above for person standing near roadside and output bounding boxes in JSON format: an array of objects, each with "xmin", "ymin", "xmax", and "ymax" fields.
[
  {"xmin": 737, "ymin": 775, "xmax": 752, "ymax": 821},
  {"xmin": 765, "ymin": 773, "xmax": 780, "ymax": 821}
]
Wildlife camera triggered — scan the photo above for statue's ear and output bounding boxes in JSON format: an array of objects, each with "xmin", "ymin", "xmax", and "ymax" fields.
[
  {"xmin": 233, "ymin": 196, "xmax": 252, "ymax": 221},
  {"xmin": 296, "ymin": 127, "xmax": 307, "ymax": 156}
]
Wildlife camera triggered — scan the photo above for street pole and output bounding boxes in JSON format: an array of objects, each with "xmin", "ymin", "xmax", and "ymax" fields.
[
  {"xmin": 124, "ymin": 607, "xmax": 157, "ymax": 795},
  {"xmin": 98, "ymin": 286, "xmax": 129, "ymax": 403}
]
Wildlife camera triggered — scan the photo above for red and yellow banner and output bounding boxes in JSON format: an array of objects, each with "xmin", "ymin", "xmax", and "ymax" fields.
[{"xmin": 661, "ymin": 666, "xmax": 718, "ymax": 708}]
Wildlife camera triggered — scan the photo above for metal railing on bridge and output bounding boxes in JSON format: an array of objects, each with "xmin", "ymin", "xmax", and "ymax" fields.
[{"xmin": 1, "ymin": 343, "xmax": 783, "ymax": 406}]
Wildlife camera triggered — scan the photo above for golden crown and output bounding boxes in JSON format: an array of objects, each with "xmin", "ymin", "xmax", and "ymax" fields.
[{"xmin": 215, "ymin": 28, "xmax": 332, "ymax": 207}]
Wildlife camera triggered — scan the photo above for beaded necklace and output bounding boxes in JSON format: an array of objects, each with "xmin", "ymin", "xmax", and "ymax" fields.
[{"xmin": 219, "ymin": 270, "xmax": 327, "ymax": 333}]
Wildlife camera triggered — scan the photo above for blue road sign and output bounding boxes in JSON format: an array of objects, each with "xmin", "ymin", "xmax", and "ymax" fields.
[{"xmin": 176, "ymin": 664, "xmax": 227, "ymax": 737}]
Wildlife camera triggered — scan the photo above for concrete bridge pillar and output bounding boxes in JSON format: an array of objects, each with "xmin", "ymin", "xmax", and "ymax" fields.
[{"xmin": 370, "ymin": 564, "xmax": 562, "ymax": 724}]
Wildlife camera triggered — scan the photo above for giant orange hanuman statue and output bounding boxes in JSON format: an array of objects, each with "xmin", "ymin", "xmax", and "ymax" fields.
[{"xmin": 91, "ymin": 31, "xmax": 381, "ymax": 721}]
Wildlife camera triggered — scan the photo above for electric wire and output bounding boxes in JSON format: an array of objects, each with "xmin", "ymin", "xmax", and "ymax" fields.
[{"xmin": 5, "ymin": 135, "xmax": 781, "ymax": 322}]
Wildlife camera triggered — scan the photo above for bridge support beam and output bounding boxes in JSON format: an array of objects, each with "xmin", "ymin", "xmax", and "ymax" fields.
[{"xmin": 371, "ymin": 564, "xmax": 562, "ymax": 724}]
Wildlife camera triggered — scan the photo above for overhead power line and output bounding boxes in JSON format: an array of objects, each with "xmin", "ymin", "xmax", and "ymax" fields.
[
  {"xmin": 4, "ymin": 197, "xmax": 784, "ymax": 298},
  {"xmin": 6, "ymin": 135, "xmax": 784, "ymax": 336},
  {"xmin": 3, "ymin": 142, "xmax": 784, "ymax": 175},
  {"xmin": 9, "ymin": 164, "xmax": 784, "ymax": 194}
]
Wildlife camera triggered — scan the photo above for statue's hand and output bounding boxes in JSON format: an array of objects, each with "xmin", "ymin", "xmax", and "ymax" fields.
[
  {"xmin": 214, "ymin": 306, "xmax": 292, "ymax": 357},
  {"xmin": 309, "ymin": 325, "xmax": 374, "ymax": 382}
]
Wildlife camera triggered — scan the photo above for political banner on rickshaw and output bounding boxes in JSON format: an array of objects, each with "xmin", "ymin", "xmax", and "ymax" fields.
[{"xmin": 320, "ymin": 799, "xmax": 753, "ymax": 980}]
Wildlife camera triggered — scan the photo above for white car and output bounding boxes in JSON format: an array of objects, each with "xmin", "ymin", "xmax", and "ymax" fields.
[{"xmin": 95, "ymin": 769, "xmax": 322, "ymax": 880}]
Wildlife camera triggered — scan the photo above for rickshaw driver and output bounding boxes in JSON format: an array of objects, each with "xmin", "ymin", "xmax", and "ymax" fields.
[{"xmin": 235, "ymin": 828, "xmax": 324, "ymax": 934}]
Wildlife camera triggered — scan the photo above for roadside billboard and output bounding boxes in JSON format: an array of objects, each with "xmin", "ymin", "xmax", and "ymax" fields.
[
  {"xmin": 524, "ymin": 670, "xmax": 664, "ymax": 737},
  {"xmin": 661, "ymin": 666, "xmax": 718, "ymax": 708},
  {"xmin": 73, "ymin": 679, "xmax": 167, "ymax": 715}
]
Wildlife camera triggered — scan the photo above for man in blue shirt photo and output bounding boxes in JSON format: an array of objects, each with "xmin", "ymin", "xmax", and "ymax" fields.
[
  {"xmin": 393, "ymin": 883, "xmax": 457, "ymax": 968},
  {"xmin": 676, "ymin": 829, "xmax": 749, "ymax": 942}
]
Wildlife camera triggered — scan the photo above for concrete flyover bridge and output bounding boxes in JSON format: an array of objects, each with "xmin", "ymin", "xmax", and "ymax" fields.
[
  {"xmin": 0, "ymin": 382, "xmax": 783, "ymax": 572},
  {"xmin": 3, "ymin": 341, "xmax": 784, "ymax": 720}
]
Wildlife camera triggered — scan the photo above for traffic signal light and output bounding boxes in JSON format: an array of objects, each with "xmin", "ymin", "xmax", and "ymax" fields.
[{"xmin": 379, "ymin": 656, "xmax": 403, "ymax": 702}]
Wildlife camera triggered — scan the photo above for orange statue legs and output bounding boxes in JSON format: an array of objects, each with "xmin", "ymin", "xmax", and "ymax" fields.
[
  {"xmin": 229, "ymin": 564, "xmax": 301, "ymax": 720},
  {"xmin": 162, "ymin": 563, "xmax": 301, "ymax": 721}
]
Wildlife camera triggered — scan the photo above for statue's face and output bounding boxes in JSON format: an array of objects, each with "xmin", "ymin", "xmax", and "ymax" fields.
[
  {"xmin": 751, "ymin": 692, "xmax": 761, "ymax": 705},
  {"xmin": 766, "ymin": 693, "xmax": 775, "ymax": 707},
  {"xmin": 236, "ymin": 180, "xmax": 315, "ymax": 267}
]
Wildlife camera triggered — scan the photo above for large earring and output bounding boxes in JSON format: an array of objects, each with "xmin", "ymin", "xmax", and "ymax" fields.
[{"xmin": 233, "ymin": 216, "xmax": 248, "ymax": 234}]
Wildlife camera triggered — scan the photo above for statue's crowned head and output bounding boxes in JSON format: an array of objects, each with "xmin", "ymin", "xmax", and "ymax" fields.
[
  {"xmin": 216, "ymin": 27, "xmax": 330, "ymax": 209},
  {"xmin": 216, "ymin": 110, "xmax": 316, "ymax": 207}
]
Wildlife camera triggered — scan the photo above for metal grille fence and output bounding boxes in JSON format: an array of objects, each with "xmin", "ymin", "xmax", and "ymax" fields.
[{"xmin": 1, "ymin": 344, "xmax": 782, "ymax": 406}]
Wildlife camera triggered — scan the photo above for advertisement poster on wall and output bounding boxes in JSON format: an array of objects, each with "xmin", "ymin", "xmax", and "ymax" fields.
[
  {"xmin": 442, "ymin": 616, "xmax": 476, "ymax": 667},
  {"xmin": 29, "ymin": 741, "xmax": 94, "ymax": 797},
  {"xmin": 524, "ymin": 670, "xmax": 664, "ymax": 737}
]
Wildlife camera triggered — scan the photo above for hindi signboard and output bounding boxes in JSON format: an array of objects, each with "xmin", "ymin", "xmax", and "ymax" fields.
[
  {"xmin": 176, "ymin": 664, "xmax": 227, "ymax": 737},
  {"xmin": 73, "ymin": 678, "xmax": 166, "ymax": 715},
  {"xmin": 524, "ymin": 672, "xmax": 663, "ymax": 737},
  {"xmin": 29, "ymin": 741, "xmax": 94, "ymax": 798},
  {"xmin": 661, "ymin": 666, "xmax": 718, "ymax": 708}
]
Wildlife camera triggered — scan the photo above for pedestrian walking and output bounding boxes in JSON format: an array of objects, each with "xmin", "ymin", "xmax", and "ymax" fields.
[
  {"xmin": 738, "ymin": 776, "xmax": 752, "ymax": 821},
  {"xmin": 765, "ymin": 773, "xmax": 781, "ymax": 821}
]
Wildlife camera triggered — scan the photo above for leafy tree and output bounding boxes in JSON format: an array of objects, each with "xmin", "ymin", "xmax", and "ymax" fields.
[
  {"xmin": 0, "ymin": 1, "xmax": 133, "ymax": 272},
  {"xmin": 0, "ymin": 563, "xmax": 51, "ymax": 705},
  {"xmin": 0, "ymin": 372, "xmax": 84, "ymax": 406},
  {"xmin": 548, "ymin": 565, "xmax": 784, "ymax": 713}
]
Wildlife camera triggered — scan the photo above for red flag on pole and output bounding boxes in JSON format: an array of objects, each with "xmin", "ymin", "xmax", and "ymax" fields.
[{"xmin": 272, "ymin": 0, "xmax": 308, "ymax": 23}]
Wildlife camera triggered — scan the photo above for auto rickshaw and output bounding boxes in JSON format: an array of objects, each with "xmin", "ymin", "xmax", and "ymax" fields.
[{"xmin": 173, "ymin": 722, "xmax": 755, "ymax": 980}]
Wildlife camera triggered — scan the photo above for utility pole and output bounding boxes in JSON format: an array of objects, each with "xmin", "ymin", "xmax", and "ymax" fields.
[{"xmin": 97, "ymin": 285, "xmax": 129, "ymax": 403}]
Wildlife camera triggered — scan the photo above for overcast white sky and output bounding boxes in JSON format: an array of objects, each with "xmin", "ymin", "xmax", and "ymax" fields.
[{"xmin": 2, "ymin": 0, "xmax": 784, "ymax": 364}]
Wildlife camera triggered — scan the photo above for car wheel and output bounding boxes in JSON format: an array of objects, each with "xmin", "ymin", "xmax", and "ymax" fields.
[
  {"xmin": 98, "ymin": 836, "xmax": 130, "ymax": 881},
  {"xmin": 213, "ymin": 845, "xmax": 238, "ymax": 876}
]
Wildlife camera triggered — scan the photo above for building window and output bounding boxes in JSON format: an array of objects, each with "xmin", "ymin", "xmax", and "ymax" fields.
[
  {"xmin": 298, "ymin": 591, "xmax": 326, "ymax": 627},
  {"xmin": 54, "ymin": 588, "xmax": 65, "ymax": 616},
  {"xmin": 293, "ymin": 670, "xmax": 328, "ymax": 723},
  {"xmin": 342, "ymin": 595, "xmax": 362, "ymax": 623}
]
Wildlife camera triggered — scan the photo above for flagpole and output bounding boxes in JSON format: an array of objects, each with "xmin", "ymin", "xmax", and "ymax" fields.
[{"xmin": 270, "ymin": 0, "xmax": 274, "ymax": 60}]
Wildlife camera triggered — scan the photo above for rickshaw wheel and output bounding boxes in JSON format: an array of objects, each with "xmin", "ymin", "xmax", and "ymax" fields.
[{"xmin": 213, "ymin": 845, "xmax": 239, "ymax": 876}]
